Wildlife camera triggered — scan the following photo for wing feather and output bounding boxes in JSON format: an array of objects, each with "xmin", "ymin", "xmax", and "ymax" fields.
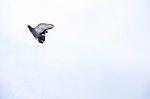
[{"xmin": 34, "ymin": 23, "xmax": 54, "ymax": 34}]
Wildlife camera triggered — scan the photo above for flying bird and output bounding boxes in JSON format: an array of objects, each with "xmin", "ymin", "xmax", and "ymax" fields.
[{"xmin": 27, "ymin": 23, "xmax": 54, "ymax": 44}]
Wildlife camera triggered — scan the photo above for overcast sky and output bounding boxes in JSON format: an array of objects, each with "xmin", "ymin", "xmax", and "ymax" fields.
[{"xmin": 0, "ymin": 0, "xmax": 150, "ymax": 99}]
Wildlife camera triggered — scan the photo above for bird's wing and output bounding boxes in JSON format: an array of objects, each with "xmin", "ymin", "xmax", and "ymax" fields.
[{"xmin": 34, "ymin": 23, "xmax": 54, "ymax": 34}]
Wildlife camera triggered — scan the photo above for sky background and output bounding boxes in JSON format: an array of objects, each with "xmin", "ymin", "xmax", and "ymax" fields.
[{"xmin": 0, "ymin": 0, "xmax": 150, "ymax": 99}]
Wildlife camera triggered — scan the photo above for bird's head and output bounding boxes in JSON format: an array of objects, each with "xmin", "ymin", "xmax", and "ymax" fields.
[
  {"xmin": 27, "ymin": 25, "xmax": 31, "ymax": 28},
  {"xmin": 27, "ymin": 25, "xmax": 33, "ymax": 31}
]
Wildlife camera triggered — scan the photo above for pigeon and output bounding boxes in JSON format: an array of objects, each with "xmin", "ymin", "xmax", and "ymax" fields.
[{"xmin": 27, "ymin": 23, "xmax": 54, "ymax": 44}]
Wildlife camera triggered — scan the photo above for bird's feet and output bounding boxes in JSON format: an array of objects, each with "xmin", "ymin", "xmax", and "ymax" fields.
[{"xmin": 45, "ymin": 30, "xmax": 48, "ymax": 33}]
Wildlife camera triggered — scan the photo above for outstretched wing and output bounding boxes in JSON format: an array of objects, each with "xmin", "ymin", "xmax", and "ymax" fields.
[{"xmin": 34, "ymin": 23, "xmax": 54, "ymax": 34}]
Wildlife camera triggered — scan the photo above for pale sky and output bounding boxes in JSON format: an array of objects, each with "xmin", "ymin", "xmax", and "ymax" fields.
[{"xmin": 1, "ymin": 0, "xmax": 150, "ymax": 99}]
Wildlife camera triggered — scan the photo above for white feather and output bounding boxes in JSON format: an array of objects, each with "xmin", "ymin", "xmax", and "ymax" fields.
[{"xmin": 34, "ymin": 23, "xmax": 54, "ymax": 34}]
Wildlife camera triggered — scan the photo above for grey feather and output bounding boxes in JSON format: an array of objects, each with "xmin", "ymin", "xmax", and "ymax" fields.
[{"xmin": 27, "ymin": 23, "xmax": 54, "ymax": 43}]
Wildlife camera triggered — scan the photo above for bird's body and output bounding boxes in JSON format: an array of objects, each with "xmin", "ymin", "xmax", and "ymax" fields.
[
  {"xmin": 38, "ymin": 34, "xmax": 45, "ymax": 44},
  {"xmin": 27, "ymin": 23, "xmax": 54, "ymax": 44},
  {"xmin": 27, "ymin": 25, "xmax": 39, "ymax": 38}
]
